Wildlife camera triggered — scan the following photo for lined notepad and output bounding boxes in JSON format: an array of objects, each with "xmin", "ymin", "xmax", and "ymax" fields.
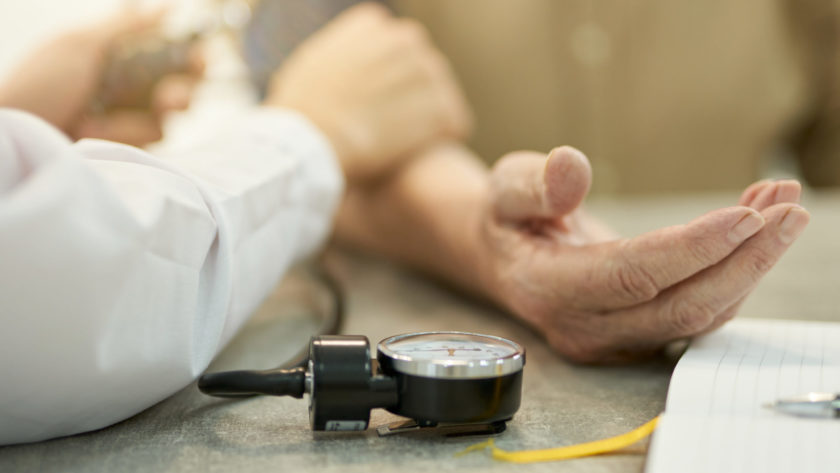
[{"xmin": 646, "ymin": 318, "xmax": 840, "ymax": 473}]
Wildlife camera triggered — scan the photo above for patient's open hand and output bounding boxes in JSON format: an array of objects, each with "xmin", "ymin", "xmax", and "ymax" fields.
[{"xmin": 478, "ymin": 147, "xmax": 808, "ymax": 363}]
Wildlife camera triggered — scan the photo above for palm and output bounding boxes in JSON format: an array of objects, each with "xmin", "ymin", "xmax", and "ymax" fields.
[{"xmin": 479, "ymin": 147, "xmax": 807, "ymax": 363}]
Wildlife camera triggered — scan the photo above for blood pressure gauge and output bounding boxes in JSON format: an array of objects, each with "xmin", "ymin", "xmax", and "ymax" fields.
[
  {"xmin": 199, "ymin": 332, "xmax": 525, "ymax": 434},
  {"xmin": 376, "ymin": 332, "xmax": 524, "ymax": 427}
]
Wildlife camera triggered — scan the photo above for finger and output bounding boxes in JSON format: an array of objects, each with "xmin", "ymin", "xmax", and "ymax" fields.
[
  {"xmin": 682, "ymin": 183, "xmax": 800, "ymax": 337},
  {"xmin": 609, "ymin": 203, "xmax": 809, "ymax": 346},
  {"xmin": 152, "ymin": 74, "xmax": 199, "ymax": 115},
  {"xmin": 774, "ymin": 180, "xmax": 802, "ymax": 204},
  {"xmin": 572, "ymin": 205, "xmax": 766, "ymax": 310},
  {"xmin": 428, "ymin": 49, "xmax": 474, "ymax": 140},
  {"xmin": 72, "ymin": 111, "xmax": 163, "ymax": 147},
  {"xmin": 393, "ymin": 17, "xmax": 431, "ymax": 43},
  {"xmin": 372, "ymin": 21, "xmax": 472, "ymax": 146},
  {"xmin": 490, "ymin": 146, "xmax": 592, "ymax": 222},
  {"xmin": 696, "ymin": 297, "xmax": 744, "ymax": 336},
  {"xmin": 738, "ymin": 179, "xmax": 772, "ymax": 206},
  {"xmin": 743, "ymin": 180, "xmax": 801, "ymax": 210}
]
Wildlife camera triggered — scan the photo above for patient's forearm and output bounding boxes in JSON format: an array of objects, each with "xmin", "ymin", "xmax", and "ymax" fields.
[{"xmin": 333, "ymin": 141, "xmax": 494, "ymax": 296}]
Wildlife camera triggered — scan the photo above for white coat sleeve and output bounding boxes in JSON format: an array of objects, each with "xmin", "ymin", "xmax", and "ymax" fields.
[{"xmin": 0, "ymin": 107, "xmax": 344, "ymax": 445}]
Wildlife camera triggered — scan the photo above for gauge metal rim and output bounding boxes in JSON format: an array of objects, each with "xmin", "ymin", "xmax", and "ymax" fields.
[{"xmin": 377, "ymin": 331, "xmax": 525, "ymax": 379}]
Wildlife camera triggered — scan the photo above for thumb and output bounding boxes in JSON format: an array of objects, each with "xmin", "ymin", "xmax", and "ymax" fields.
[{"xmin": 490, "ymin": 146, "xmax": 592, "ymax": 222}]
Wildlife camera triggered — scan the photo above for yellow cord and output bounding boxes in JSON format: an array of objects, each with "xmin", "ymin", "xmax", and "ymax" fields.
[{"xmin": 456, "ymin": 415, "xmax": 660, "ymax": 464}]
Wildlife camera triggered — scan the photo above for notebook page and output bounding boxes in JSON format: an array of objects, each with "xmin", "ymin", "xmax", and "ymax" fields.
[{"xmin": 646, "ymin": 318, "xmax": 840, "ymax": 473}]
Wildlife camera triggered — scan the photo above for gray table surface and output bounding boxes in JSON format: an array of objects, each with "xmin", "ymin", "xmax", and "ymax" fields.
[{"xmin": 1, "ymin": 191, "xmax": 838, "ymax": 472}]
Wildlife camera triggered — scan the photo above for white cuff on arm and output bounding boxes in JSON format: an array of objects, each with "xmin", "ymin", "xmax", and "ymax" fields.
[{"xmin": 0, "ymin": 107, "xmax": 343, "ymax": 445}]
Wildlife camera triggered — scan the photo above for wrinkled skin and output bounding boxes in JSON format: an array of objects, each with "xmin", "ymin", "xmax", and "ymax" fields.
[{"xmin": 479, "ymin": 147, "xmax": 807, "ymax": 363}]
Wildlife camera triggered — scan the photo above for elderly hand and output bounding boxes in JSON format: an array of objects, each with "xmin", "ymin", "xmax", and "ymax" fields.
[
  {"xmin": 478, "ymin": 147, "xmax": 808, "ymax": 363},
  {"xmin": 0, "ymin": 10, "xmax": 202, "ymax": 147},
  {"xmin": 266, "ymin": 2, "xmax": 471, "ymax": 183}
]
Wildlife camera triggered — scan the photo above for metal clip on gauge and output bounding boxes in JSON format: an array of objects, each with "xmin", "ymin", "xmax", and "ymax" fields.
[{"xmin": 199, "ymin": 332, "xmax": 525, "ymax": 435}]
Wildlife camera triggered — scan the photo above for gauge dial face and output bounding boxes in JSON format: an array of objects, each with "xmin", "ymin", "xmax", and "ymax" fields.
[
  {"xmin": 377, "ymin": 332, "xmax": 525, "ymax": 379},
  {"xmin": 386, "ymin": 334, "xmax": 517, "ymax": 360}
]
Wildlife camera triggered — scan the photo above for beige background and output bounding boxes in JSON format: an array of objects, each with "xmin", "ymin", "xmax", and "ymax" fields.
[{"xmin": 395, "ymin": 0, "xmax": 840, "ymax": 194}]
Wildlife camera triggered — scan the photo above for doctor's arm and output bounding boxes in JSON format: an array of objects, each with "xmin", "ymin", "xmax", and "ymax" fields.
[
  {"xmin": 0, "ymin": 4, "xmax": 467, "ymax": 445},
  {"xmin": 0, "ymin": 103, "xmax": 341, "ymax": 445}
]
